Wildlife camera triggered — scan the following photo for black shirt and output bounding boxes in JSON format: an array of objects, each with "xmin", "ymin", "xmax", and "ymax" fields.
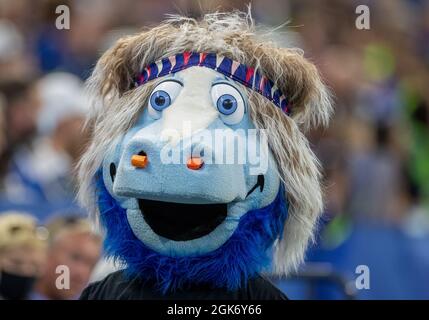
[{"xmin": 80, "ymin": 270, "xmax": 288, "ymax": 300}]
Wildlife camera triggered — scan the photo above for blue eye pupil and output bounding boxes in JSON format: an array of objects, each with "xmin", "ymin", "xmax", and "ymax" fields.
[
  {"xmin": 217, "ymin": 94, "xmax": 237, "ymax": 115},
  {"xmin": 150, "ymin": 90, "xmax": 171, "ymax": 111},
  {"xmin": 155, "ymin": 95, "xmax": 165, "ymax": 105},
  {"xmin": 222, "ymin": 99, "xmax": 234, "ymax": 110}
]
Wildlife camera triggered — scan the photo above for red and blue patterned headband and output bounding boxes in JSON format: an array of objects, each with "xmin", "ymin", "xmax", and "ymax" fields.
[{"xmin": 133, "ymin": 52, "xmax": 291, "ymax": 115}]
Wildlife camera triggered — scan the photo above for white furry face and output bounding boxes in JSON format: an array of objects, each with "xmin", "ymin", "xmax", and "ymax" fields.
[
  {"xmin": 100, "ymin": 66, "xmax": 281, "ymax": 257},
  {"xmin": 78, "ymin": 11, "xmax": 332, "ymax": 275}
]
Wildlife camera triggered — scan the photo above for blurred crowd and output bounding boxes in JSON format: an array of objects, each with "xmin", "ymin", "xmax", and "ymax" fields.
[
  {"xmin": 0, "ymin": 212, "xmax": 101, "ymax": 299},
  {"xmin": 0, "ymin": 0, "xmax": 428, "ymax": 299}
]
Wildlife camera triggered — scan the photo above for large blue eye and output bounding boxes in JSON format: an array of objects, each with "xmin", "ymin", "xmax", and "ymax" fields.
[
  {"xmin": 148, "ymin": 80, "xmax": 182, "ymax": 119},
  {"xmin": 150, "ymin": 90, "xmax": 171, "ymax": 111},
  {"xmin": 211, "ymin": 83, "xmax": 246, "ymax": 125},
  {"xmin": 216, "ymin": 94, "xmax": 237, "ymax": 115}
]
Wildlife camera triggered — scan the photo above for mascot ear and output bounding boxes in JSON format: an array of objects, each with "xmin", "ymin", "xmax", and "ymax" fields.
[
  {"xmin": 278, "ymin": 50, "xmax": 333, "ymax": 131},
  {"xmin": 253, "ymin": 46, "xmax": 333, "ymax": 132},
  {"xmin": 89, "ymin": 28, "xmax": 164, "ymax": 99},
  {"xmin": 90, "ymin": 35, "xmax": 137, "ymax": 98}
]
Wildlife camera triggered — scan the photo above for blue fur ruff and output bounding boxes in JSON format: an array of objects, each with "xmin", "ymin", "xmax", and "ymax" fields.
[{"xmin": 96, "ymin": 172, "xmax": 288, "ymax": 293}]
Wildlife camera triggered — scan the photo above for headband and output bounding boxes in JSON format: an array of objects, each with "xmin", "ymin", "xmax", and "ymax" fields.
[{"xmin": 133, "ymin": 52, "xmax": 291, "ymax": 115}]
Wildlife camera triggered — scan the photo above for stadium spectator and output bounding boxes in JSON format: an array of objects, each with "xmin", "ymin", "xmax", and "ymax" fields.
[
  {"xmin": 0, "ymin": 212, "xmax": 47, "ymax": 300},
  {"xmin": 31, "ymin": 215, "xmax": 101, "ymax": 300}
]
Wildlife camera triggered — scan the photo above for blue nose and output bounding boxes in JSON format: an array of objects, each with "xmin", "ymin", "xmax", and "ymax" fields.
[{"xmin": 112, "ymin": 134, "xmax": 248, "ymax": 204}]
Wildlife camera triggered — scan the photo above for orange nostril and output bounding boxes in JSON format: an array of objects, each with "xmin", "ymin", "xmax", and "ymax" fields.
[
  {"xmin": 187, "ymin": 157, "xmax": 204, "ymax": 170},
  {"xmin": 131, "ymin": 154, "xmax": 148, "ymax": 168}
]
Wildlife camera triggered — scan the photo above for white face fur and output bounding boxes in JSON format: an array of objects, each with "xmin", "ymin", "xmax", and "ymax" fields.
[{"xmin": 101, "ymin": 66, "xmax": 281, "ymax": 257}]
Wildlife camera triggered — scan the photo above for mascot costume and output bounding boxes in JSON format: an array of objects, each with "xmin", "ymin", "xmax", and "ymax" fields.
[{"xmin": 78, "ymin": 11, "xmax": 332, "ymax": 300}]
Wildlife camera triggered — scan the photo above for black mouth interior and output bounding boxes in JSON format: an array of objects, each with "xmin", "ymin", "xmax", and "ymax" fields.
[{"xmin": 138, "ymin": 199, "xmax": 227, "ymax": 241}]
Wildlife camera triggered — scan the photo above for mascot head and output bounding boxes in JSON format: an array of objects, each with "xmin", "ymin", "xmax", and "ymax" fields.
[{"xmin": 77, "ymin": 11, "xmax": 332, "ymax": 292}]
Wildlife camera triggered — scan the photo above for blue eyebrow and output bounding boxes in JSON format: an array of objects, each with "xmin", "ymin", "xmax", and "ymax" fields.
[
  {"xmin": 213, "ymin": 76, "xmax": 234, "ymax": 87},
  {"xmin": 213, "ymin": 75, "xmax": 230, "ymax": 83},
  {"xmin": 169, "ymin": 73, "xmax": 181, "ymax": 80},
  {"xmin": 161, "ymin": 73, "xmax": 184, "ymax": 86}
]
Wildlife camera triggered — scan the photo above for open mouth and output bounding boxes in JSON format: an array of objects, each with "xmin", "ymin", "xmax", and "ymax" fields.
[
  {"xmin": 134, "ymin": 175, "xmax": 265, "ymax": 242},
  {"xmin": 138, "ymin": 199, "xmax": 228, "ymax": 241}
]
